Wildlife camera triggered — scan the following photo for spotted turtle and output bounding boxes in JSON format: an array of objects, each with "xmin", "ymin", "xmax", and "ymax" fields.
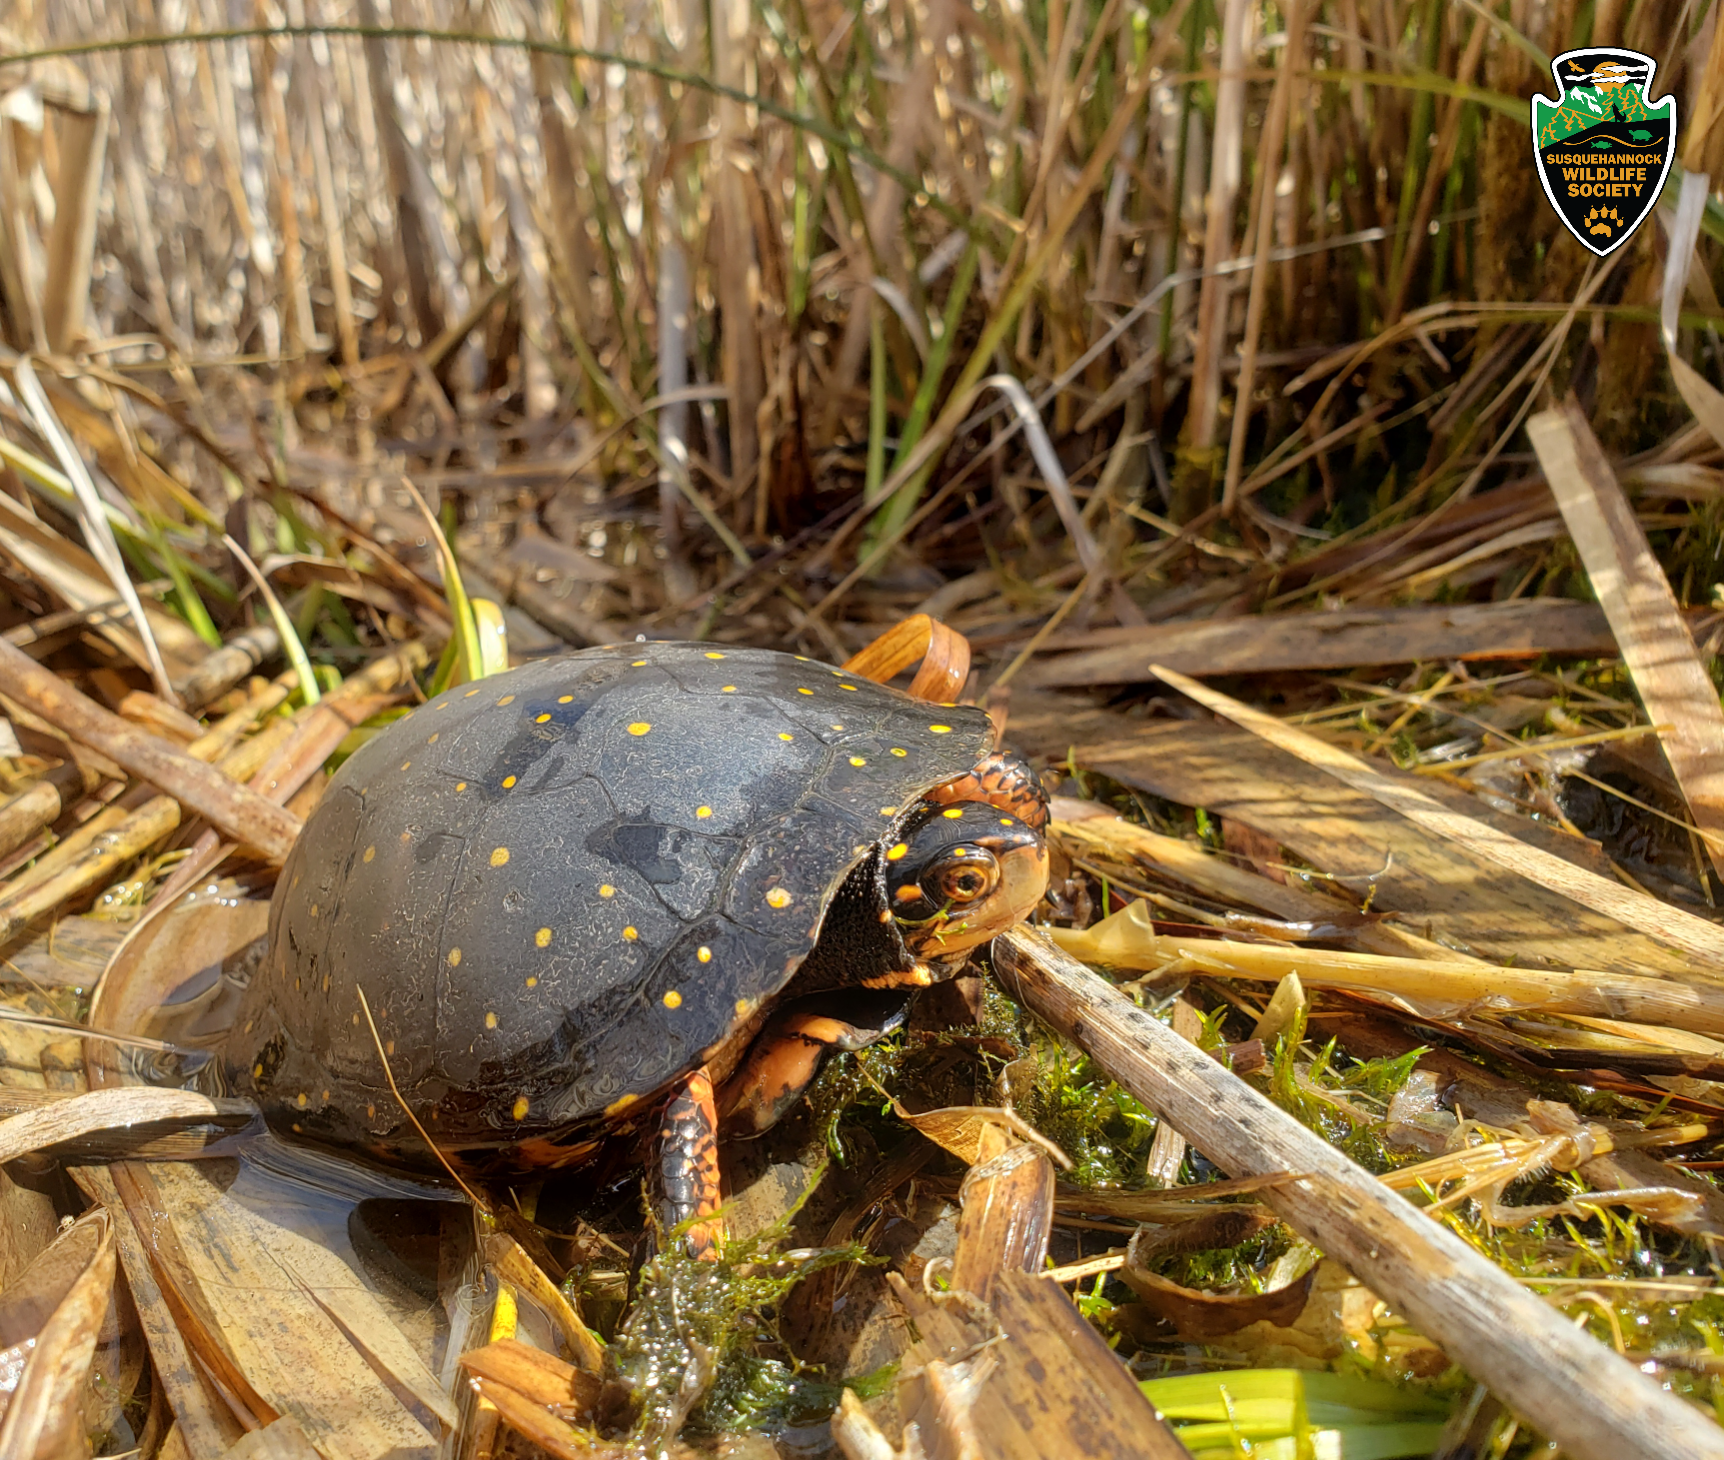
[{"xmin": 227, "ymin": 637, "xmax": 1049, "ymax": 1235}]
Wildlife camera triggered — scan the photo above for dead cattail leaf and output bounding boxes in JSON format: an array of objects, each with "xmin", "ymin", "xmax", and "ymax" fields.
[
  {"xmin": 0, "ymin": 1205, "xmax": 116, "ymax": 1459},
  {"xmin": 482, "ymin": 1232, "xmax": 606, "ymax": 1375},
  {"xmin": 1149, "ymin": 665, "xmax": 1724, "ymax": 972},
  {"xmin": 842, "ymin": 614, "xmax": 972, "ymax": 705},
  {"xmin": 0, "ymin": 1087, "xmax": 255, "ymax": 1166},
  {"xmin": 458, "ymin": 1337, "xmax": 605, "ymax": 1421},
  {"xmin": 1528, "ymin": 399, "xmax": 1724, "ymax": 881},
  {"xmin": 890, "ymin": 1100, "xmax": 1072, "ymax": 1171}
]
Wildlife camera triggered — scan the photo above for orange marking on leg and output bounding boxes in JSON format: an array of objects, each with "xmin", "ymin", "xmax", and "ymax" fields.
[{"xmin": 658, "ymin": 1067, "xmax": 723, "ymax": 1257}]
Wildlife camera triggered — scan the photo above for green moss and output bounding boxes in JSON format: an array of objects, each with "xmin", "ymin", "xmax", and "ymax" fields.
[{"xmin": 612, "ymin": 1194, "xmax": 871, "ymax": 1449}]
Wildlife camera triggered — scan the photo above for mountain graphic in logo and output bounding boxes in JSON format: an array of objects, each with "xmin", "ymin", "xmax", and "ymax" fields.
[{"xmin": 1532, "ymin": 47, "xmax": 1675, "ymax": 256}]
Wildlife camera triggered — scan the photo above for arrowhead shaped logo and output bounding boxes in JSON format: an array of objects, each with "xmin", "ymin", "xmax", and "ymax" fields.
[{"xmin": 1532, "ymin": 47, "xmax": 1676, "ymax": 256}]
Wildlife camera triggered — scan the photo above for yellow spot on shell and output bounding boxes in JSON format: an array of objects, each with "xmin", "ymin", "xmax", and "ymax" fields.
[
  {"xmin": 427, "ymin": 733, "xmax": 439, "ymax": 744},
  {"xmin": 536, "ymin": 713, "xmax": 551, "ymax": 724},
  {"xmin": 512, "ymin": 1097, "xmax": 530, "ymax": 1120},
  {"xmin": 400, "ymin": 830, "xmax": 412, "ymax": 842},
  {"xmin": 309, "ymin": 904, "xmax": 319, "ymax": 918},
  {"xmin": 942, "ymin": 807, "xmax": 964, "ymax": 819},
  {"xmin": 599, "ymin": 884, "xmax": 616, "ymax": 898},
  {"xmin": 498, "ymin": 694, "xmax": 515, "ymax": 706},
  {"xmin": 663, "ymin": 989, "xmax": 683, "ymax": 1009},
  {"xmin": 448, "ymin": 948, "xmax": 462, "ymax": 967},
  {"xmin": 722, "ymin": 685, "xmax": 737, "ymax": 693},
  {"xmin": 797, "ymin": 687, "xmax": 814, "ymax": 695},
  {"xmin": 465, "ymin": 688, "xmax": 480, "ymax": 697},
  {"xmin": 535, "ymin": 927, "xmax": 553, "ymax": 948},
  {"xmin": 930, "ymin": 724, "xmax": 953, "ymax": 734},
  {"xmin": 766, "ymin": 887, "xmax": 792, "ymax": 908},
  {"xmin": 881, "ymin": 806, "xmax": 899, "ymax": 816},
  {"xmin": 891, "ymin": 748, "xmax": 908, "ymax": 757},
  {"xmin": 490, "ymin": 846, "xmax": 510, "ymax": 867},
  {"xmin": 605, "ymin": 1094, "xmax": 638, "ymax": 1116},
  {"xmin": 1001, "ymin": 817, "xmax": 1015, "ymax": 825},
  {"xmin": 363, "ymin": 845, "xmax": 375, "ymax": 863},
  {"xmin": 735, "ymin": 997, "xmax": 753, "ymax": 1016},
  {"xmin": 485, "ymin": 1012, "xmax": 498, "ymax": 1029},
  {"xmin": 779, "ymin": 732, "xmax": 794, "ymax": 742},
  {"xmin": 252, "ymin": 1064, "xmax": 263, "ymax": 1080},
  {"xmin": 840, "ymin": 684, "xmax": 858, "ymax": 691},
  {"xmin": 698, "ymin": 946, "xmax": 713, "ymax": 963},
  {"xmin": 502, "ymin": 775, "xmax": 517, "ymax": 788},
  {"xmin": 623, "ymin": 926, "xmax": 639, "ymax": 940},
  {"xmin": 628, "ymin": 722, "xmax": 652, "ymax": 736},
  {"xmin": 705, "ymin": 652, "xmax": 726, "ymax": 659},
  {"xmin": 296, "ymin": 1093, "xmax": 308, "ymax": 1109},
  {"xmin": 559, "ymin": 694, "xmax": 573, "ymax": 703},
  {"xmin": 525, "ymin": 976, "xmax": 538, "ymax": 988},
  {"xmin": 456, "ymin": 781, "xmax": 468, "ymax": 792},
  {"xmin": 696, "ymin": 805, "xmax": 712, "ymax": 819},
  {"xmin": 400, "ymin": 761, "xmax": 411, "ymax": 771},
  {"xmin": 887, "ymin": 843, "xmax": 909, "ymax": 861},
  {"xmin": 850, "ymin": 756, "xmax": 867, "ymax": 767}
]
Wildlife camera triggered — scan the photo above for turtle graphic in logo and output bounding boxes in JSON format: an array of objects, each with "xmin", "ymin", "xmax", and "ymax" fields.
[{"xmin": 1533, "ymin": 48, "xmax": 1675, "ymax": 256}]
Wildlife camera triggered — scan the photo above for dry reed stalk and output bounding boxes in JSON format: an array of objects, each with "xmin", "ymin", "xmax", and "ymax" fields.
[
  {"xmin": 1051, "ymin": 909, "xmax": 1724, "ymax": 1037},
  {"xmin": 712, "ymin": 0, "xmax": 764, "ymax": 489},
  {"xmin": 995, "ymin": 928, "xmax": 1724, "ymax": 1460},
  {"xmin": 1220, "ymin": 0, "xmax": 1306, "ymax": 517},
  {"xmin": 39, "ymin": 85, "xmax": 106, "ymax": 353},
  {"xmin": 1178, "ymin": 0, "xmax": 1251, "ymax": 490}
]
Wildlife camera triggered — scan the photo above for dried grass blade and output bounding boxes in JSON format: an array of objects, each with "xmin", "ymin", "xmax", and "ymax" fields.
[{"xmin": 9, "ymin": 357, "xmax": 178, "ymax": 706}]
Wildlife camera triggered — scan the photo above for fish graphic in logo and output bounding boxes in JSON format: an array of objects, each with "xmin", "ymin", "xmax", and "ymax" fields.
[{"xmin": 1532, "ymin": 48, "xmax": 1675, "ymax": 255}]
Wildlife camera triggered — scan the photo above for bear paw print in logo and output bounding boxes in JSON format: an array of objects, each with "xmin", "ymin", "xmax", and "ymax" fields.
[{"xmin": 1585, "ymin": 206, "xmax": 1622, "ymax": 237}]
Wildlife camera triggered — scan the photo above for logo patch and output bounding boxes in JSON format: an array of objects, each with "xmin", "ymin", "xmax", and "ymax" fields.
[{"xmin": 1532, "ymin": 47, "xmax": 1675, "ymax": 256}]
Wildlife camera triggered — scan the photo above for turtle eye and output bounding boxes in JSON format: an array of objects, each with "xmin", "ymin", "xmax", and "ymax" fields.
[{"xmin": 932, "ymin": 848, "xmax": 1000, "ymax": 904}]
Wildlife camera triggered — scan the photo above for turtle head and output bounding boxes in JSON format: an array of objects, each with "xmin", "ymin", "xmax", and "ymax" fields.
[{"xmin": 884, "ymin": 800, "xmax": 1048, "ymax": 960}]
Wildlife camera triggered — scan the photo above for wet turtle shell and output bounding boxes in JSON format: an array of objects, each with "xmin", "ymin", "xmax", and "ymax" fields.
[{"xmin": 228, "ymin": 643, "xmax": 995, "ymax": 1166}]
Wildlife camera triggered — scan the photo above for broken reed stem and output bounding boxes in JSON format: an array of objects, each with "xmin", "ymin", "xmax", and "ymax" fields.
[
  {"xmin": 993, "ymin": 928, "xmax": 1724, "ymax": 1460},
  {"xmin": 0, "ymin": 637, "xmax": 300, "ymax": 863}
]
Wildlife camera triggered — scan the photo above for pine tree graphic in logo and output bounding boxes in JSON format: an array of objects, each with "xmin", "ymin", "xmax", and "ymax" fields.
[{"xmin": 1532, "ymin": 48, "xmax": 1675, "ymax": 256}]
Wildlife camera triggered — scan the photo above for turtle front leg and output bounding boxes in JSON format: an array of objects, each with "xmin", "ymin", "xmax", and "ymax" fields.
[
  {"xmin": 657, "ymin": 1067, "xmax": 723, "ymax": 1257},
  {"xmin": 718, "ymin": 991, "xmax": 912, "ymax": 1136}
]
